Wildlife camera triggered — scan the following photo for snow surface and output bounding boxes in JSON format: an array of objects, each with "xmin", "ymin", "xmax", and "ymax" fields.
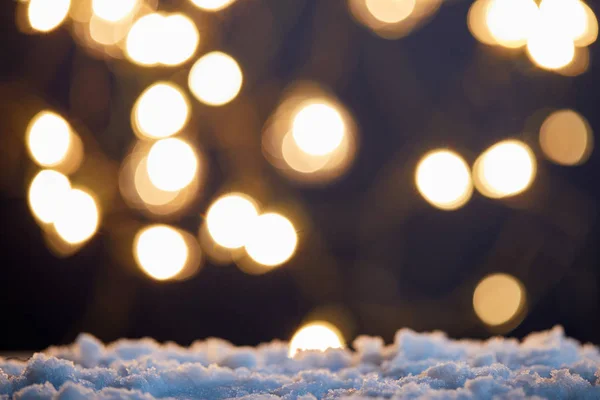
[{"xmin": 2, "ymin": 326, "xmax": 600, "ymax": 399}]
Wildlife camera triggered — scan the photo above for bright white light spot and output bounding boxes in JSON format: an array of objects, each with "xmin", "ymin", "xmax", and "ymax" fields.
[
  {"xmin": 365, "ymin": 0, "xmax": 416, "ymax": 24},
  {"xmin": 539, "ymin": 0, "xmax": 588, "ymax": 42},
  {"xmin": 92, "ymin": 0, "xmax": 137, "ymax": 22},
  {"xmin": 245, "ymin": 213, "xmax": 298, "ymax": 267},
  {"xmin": 292, "ymin": 103, "xmax": 345, "ymax": 156},
  {"xmin": 289, "ymin": 322, "xmax": 345, "ymax": 357},
  {"xmin": 189, "ymin": 0, "xmax": 237, "ymax": 12},
  {"xmin": 134, "ymin": 83, "xmax": 189, "ymax": 139},
  {"xmin": 474, "ymin": 140, "xmax": 536, "ymax": 198},
  {"xmin": 54, "ymin": 189, "xmax": 100, "ymax": 245},
  {"xmin": 28, "ymin": 0, "xmax": 71, "ymax": 33},
  {"xmin": 527, "ymin": 17, "xmax": 575, "ymax": 70},
  {"xmin": 188, "ymin": 51, "xmax": 243, "ymax": 106},
  {"xmin": 415, "ymin": 150, "xmax": 473, "ymax": 210},
  {"xmin": 486, "ymin": 0, "xmax": 539, "ymax": 48},
  {"xmin": 28, "ymin": 170, "xmax": 72, "ymax": 224},
  {"xmin": 206, "ymin": 193, "xmax": 259, "ymax": 249},
  {"xmin": 474, "ymin": 273, "xmax": 525, "ymax": 327},
  {"xmin": 146, "ymin": 138, "xmax": 198, "ymax": 192},
  {"xmin": 27, "ymin": 111, "xmax": 72, "ymax": 167},
  {"xmin": 160, "ymin": 14, "xmax": 200, "ymax": 66},
  {"xmin": 134, "ymin": 225, "xmax": 188, "ymax": 281},
  {"xmin": 125, "ymin": 13, "xmax": 165, "ymax": 66}
]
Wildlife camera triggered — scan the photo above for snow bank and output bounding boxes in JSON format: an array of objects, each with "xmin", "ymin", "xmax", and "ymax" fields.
[{"xmin": 2, "ymin": 326, "xmax": 600, "ymax": 399}]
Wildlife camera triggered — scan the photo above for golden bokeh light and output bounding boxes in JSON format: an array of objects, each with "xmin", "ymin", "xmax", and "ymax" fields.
[
  {"xmin": 539, "ymin": 0, "xmax": 589, "ymax": 43},
  {"xmin": 134, "ymin": 157, "xmax": 180, "ymax": 206},
  {"xmin": 159, "ymin": 14, "xmax": 200, "ymax": 67},
  {"xmin": 92, "ymin": 0, "xmax": 138, "ymax": 22},
  {"xmin": 133, "ymin": 82, "xmax": 190, "ymax": 139},
  {"xmin": 365, "ymin": 0, "xmax": 416, "ymax": 24},
  {"xmin": 467, "ymin": 0, "xmax": 497, "ymax": 46},
  {"xmin": 27, "ymin": 0, "xmax": 71, "ymax": 33},
  {"xmin": 134, "ymin": 225, "xmax": 189, "ymax": 281},
  {"xmin": 146, "ymin": 138, "xmax": 199, "ymax": 192},
  {"xmin": 206, "ymin": 193, "xmax": 259, "ymax": 250},
  {"xmin": 189, "ymin": 0, "xmax": 237, "ymax": 12},
  {"xmin": 281, "ymin": 131, "xmax": 332, "ymax": 174},
  {"xmin": 539, "ymin": 110, "xmax": 593, "ymax": 166},
  {"xmin": 88, "ymin": 14, "xmax": 132, "ymax": 46},
  {"xmin": 485, "ymin": 0, "xmax": 539, "ymax": 49},
  {"xmin": 415, "ymin": 150, "xmax": 473, "ymax": 211},
  {"xmin": 289, "ymin": 321, "xmax": 345, "ymax": 357},
  {"xmin": 526, "ymin": 30, "xmax": 575, "ymax": 70},
  {"xmin": 557, "ymin": 46, "xmax": 590, "ymax": 77},
  {"xmin": 291, "ymin": 102, "xmax": 346, "ymax": 157},
  {"xmin": 574, "ymin": 1, "xmax": 598, "ymax": 47},
  {"xmin": 125, "ymin": 13, "xmax": 165, "ymax": 66},
  {"xmin": 245, "ymin": 213, "xmax": 298, "ymax": 268},
  {"xmin": 188, "ymin": 51, "xmax": 243, "ymax": 106},
  {"xmin": 473, "ymin": 140, "xmax": 536, "ymax": 199},
  {"xmin": 26, "ymin": 111, "xmax": 72, "ymax": 168},
  {"xmin": 473, "ymin": 273, "xmax": 525, "ymax": 327},
  {"xmin": 28, "ymin": 170, "xmax": 72, "ymax": 225},
  {"xmin": 54, "ymin": 188, "xmax": 100, "ymax": 245}
]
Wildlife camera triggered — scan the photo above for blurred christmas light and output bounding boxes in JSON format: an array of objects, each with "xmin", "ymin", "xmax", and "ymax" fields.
[
  {"xmin": 365, "ymin": 0, "xmax": 416, "ymax": 24},
  {"xmin": 54, "ymin": 189, "xmax": 100, "ymax": 245},
  {"xmin": 415, "ymin": 150, "xmax": 473, "ymax": 211},
  {"xmin": 146, "ymin": 138, "xmax": 199, "ymax": 192},
  {"xmin": 539, "ymin": 110, "xmax": 593, "ymax": 166},
  {"xmin": 88, "ymin": 14, "xmax": 132, "ymax": 46},
  {"xmin": 132, "ymin": 82, "xmax": 190, "ymax": 139},
  {"xmin": 28, "ymin": 170, "xmax": 72, "ymax": 225},
  {"xmin": 485, "ymin": 0, "xmax": 538, "ymax": 49},
  {"xmin": 27, "ymin": 0, "xmax": 71, "ymax": 33},
  {"xmin": 26, "ymin": 111, "xmax": 72, "ymax": 168},
  {"xmin": 473, "ymin": 140, "xmax": 536, "ymax": 199},
  {"xmin": 467, "ymin": 0, "xmax": 497, "ymax": 46},
  {"xmin": 292, "ymin": 102, "xmax": 346, "ymax": 157},
  {"xmin": 206, "ymin": 193, "xmax": 259, "ymax": 250},
  {"xmin": 188, "ymin": 51, "xmax": 243, "ymax": 106},
  {"xmin": 473, "ymin": 273, "xmax": 525, "ymax": 327},
  {"xmin": 134, "ymin": 225, "xmax": 189, "ymax": 281},
  {"xmin": 159, "ymin": 14, "xmax": 200, "ymax": 67},
  {"xmin": 539, "ymin": 0, "xmax": 588, "ymax": 43},
  {"xmin": 134, "ymin": 157, "xmax": 180, "ymax": 206},
  {"xmin": 526, "ymin": 19, "xmax": 575, "ymax": 71},
  {"xmin": 92, "ymin": 0, "xmax": 138, "ymax": 22},
  {"xmin": 281, "ymin": 131, "xmax": 332, "ymax": 174},
  {"xmin": 189, "ymin": 0, "xmax": 237, "ymax": 12},
  {"xmin": 289, "ymin": 321, "xmax": 345, "ymax": 357},
  {"xmin": 125, "ymin": 13, "xmax": 163, "ymax": 66},
  {"xmin": 557, "ymin": 46, "xmax": 590, "ymax": 77},
  {"xmin": 574, "ymin": 1, "xmax": 598, "ymax": 47},
  {"xmin": 245, "ymin": 213, "xmax": 298, "ymax": 267}
]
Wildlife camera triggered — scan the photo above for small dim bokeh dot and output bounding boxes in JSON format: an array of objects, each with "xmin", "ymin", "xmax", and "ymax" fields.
[
  {"xmin": 159, "ymin": 14, "xmax": 200, "ymax": 67},
  {"xmin": 188, "ymin": 52, "xmax": 243, "ymax": 106},
  {"xmin": 473, "ymin": 273, "xmax": 525, "ymax": 327},
  {"xmin": 133, "ymin": 83, "xmax": 190, "ymax": 139},
  {"xmin": 365, "ymin": 0, "xmax": 416, "ymax": 24},
  {"xmin": 206, "ymin": 193, "xmax": 259, "ymax": 250},
  {"xmin": 245, "ymin": 213, "xmax": 298, "ymax": 267},
  {"xmin": 146, "ymin": 138, "xmax": 199, "ymax": 192},
  {"xmin": 289, "ymin": 321, "xmax": 345, "ymax": 357},
  {"xmin": 415, "ymin": 150, "xmax": 473, "ymax": 211},
  {"xmin": 54, "ymin": 189, "xmax": 100, "ymax": 245},
  {"xmin": 485, "ymin": 0, "xmax": 537, "ymax": 48},
  {"xmin": 28, "ymin": 170, "xmax": 72, "ymax": 225},
  {"xmin": 134, "ymin": 225, "xmax": 189, "ymax": 281}
]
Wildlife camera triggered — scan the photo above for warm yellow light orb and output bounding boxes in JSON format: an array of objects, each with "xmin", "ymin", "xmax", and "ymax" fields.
[
  {"xmin": 245, "ymin": 213, "xmax": 298, "ymax": 267},
  {"xmin": 134, "ymin": 157, "xmax": 180, "ymax": 206},
  {"xmin": 26, "ymin": 111, "xmax": 72, "ymax": 167},
  {"xmin": 292, "ymin": 103, "xmax": 345, "ymax": 157},
  {"xmin": 125, "ymin": 13, "xmax": 164, "ymax": 66},
  {"xmin": 206, "ymin": 194, "xmax": 259, "ymax": 250},
  {"xmin": 365, "ymin": 0, "xmax": 416, "ymax": 24},
  {"xmin": 289, "ymin": 322, "xmax": 345, "ymax": 357},
  {"xmin": 146, "ymin": 138, "xmax": 198, "ymax": 192},
  {"xmin": 281, "ymin": 131, "xmax": 331, "ymax": 174},
  {"xmin": 540, "ymin": 110, "xmax": 592, "ymax": 166},
  {"xmin": 28, "ymin": 170, "xmax": 72, "ymax": 224},
  {"xmin": 92, "ymin": 0, "xmax": 137, "ymax": 22},
  {"xmin": 468, "ymin": 0, "xmax": 497, "ymax": 46},
  {"xmin": 160, "ymin": 14, "xmax": 200, "ymax": 66},
  {"xmin": 473, "ymin": 273, "xmax": 525, "ymax": 327},
  {"xmin": 189, "ymin": 0, "xmax": 237, "ymax": 11},
  {"xmin": 473, "ymin": 140, "xmax": 536, "ymax": 198},
  {"xmin": 54, "ymin": 189, "xmax": 100, "ymax": 245},
  {"xmin": 486, "ymin": 0, "xmax": 539, "ymax": 48},
  {"xmin": 415, "ymin": 150, "xmax": 473, "ymax": 210},
  {"xmin": 133, "ymin": 83, "xmax": 189, "ymax": 139},
  {"xmin": 134, "ymin": 225, "xmax": 188, "ymax": 281},
  {"xmin": 539, "ymin": 0, "xmax": 588, "ymax": 42},
  {"xmin": 527, "ymin": 19, "xmax": 575, "ymax": 70},
  {"xmin": 188, "ymin": 52, "xmax": 243, "ymax": 106},
  {"xmin": 28, "ymin": 0, "xmax": 71, "ymax": 33}
]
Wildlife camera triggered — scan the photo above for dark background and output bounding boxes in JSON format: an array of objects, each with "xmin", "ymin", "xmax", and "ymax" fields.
[{"xmin": 1, "ymin": 0, "xmax": 599, "ymax": 351}]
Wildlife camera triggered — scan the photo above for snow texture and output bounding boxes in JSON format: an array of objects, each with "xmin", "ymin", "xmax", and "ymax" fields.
[{"xmin": 2, "ymin": 326, "xmax": 600, "ymax": 399}]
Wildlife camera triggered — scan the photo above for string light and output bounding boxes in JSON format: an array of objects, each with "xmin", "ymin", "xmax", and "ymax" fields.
[
  {"xmin": 206, "ymin": 193, "xmax": 259, "ymax": 250},
  {"xmin": 133, "ymin": 83, "xmax": 190, "ymax": 139},
  {"xmin": 28, "ymin": 170, "xmax": 72, "ymax": 224},
  {"xmin": 146, "ymin": 138, "xmax": 199, "ymax": 192},
  {"xmin": 27, "ymin": 0, "xmax": 71, "ymax": 33},
  {"xmin": 289, "ymin": 322, "xmax": 345, "ymax": 357},
  {"xmin": 134, "ymin": 225, "xmax": 189, "ymax": 281},
  {"xmin": 245, "ymin": 213, "xmax": 298, "ymax": 267},
  {"xmin": 54, "ymin": 189, "xmax": 100, "ymax": 245},
  {"xmin": 473, "ymin": 273, "xmax": 525, "ymax": 327},
  {"xmin": 188, "ymin": 52, "xmax": 243, "ymax": 106}
]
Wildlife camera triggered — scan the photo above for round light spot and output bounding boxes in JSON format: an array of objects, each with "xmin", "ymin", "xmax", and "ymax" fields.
[
  {"xmin": 206, "ymin": 193, "xmax": 259, "ymax": 249},
  {"xmin": 473, "ymin": 273, "xmax": 525, "ymax": 327},
  {"xmin": 92, "ymin": 0, "xmax": 137, "ymax": 22},
  {"xmin": 289, "ymin": 321, "xmax": 345, "ymax": 357},
  {"xmin": 146, "ymin": 138, "xmax": 198, "ymax": 192},
  {"xmin": 54, "ymin": 189, "xmax": 100, "ymax": 245},
  {"xmin": 27, "ymin": 111, "xmax": 72, "ymax": 167},
  {"xmin": 468, "ymin": 0, "xmax": 497, "ymax": 46},
  {"xmin": 291, "ymin": 102, "xmax": 346, "ymax": 157},
  {"xmin": 28, "ymin": 170, "xmax": 72, "ymax": 224},
  {"xmin": 134, "ymin": 225, "xmax": 188, "ymax": 281},
  {"xmin": 540, "ymin": 110, "xmax": 592, "ymax": 166},
  {"xmin": 245, "ymin": 213, "xmax": 298, "ymax": 267},
  {"xmin": 125, "ymin": 13, "xmax": 165, "ymax": 66},
  {"xmin": 159, "ymin": 14, "xmax": 200, "ymax": 66},
  {"xmin": 415, "ymin": 150, "xmax": 473, "ymax": 210},
  {"xmin": 133, "ymin": 83, "xmax": 189, "ymax": 139},
  {"xmin": 486, "ymin": 0, "xmax": 539, "ymax": 48},
  {"xmin": 28, "ymin": 0, "xmax": 71, "ymax": 33},
  {"xmin": 365, "ymin": 0, "xmax": 416, "ymax": 24},
  {"xmin": 188, "ymin": 51, "xmax": 243, "ymax": 106}
]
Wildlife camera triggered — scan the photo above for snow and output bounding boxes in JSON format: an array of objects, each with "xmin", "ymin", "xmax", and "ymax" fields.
[{"xmin": 2, "ymin": 326, "xmax": 600, "ymax": 399}]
